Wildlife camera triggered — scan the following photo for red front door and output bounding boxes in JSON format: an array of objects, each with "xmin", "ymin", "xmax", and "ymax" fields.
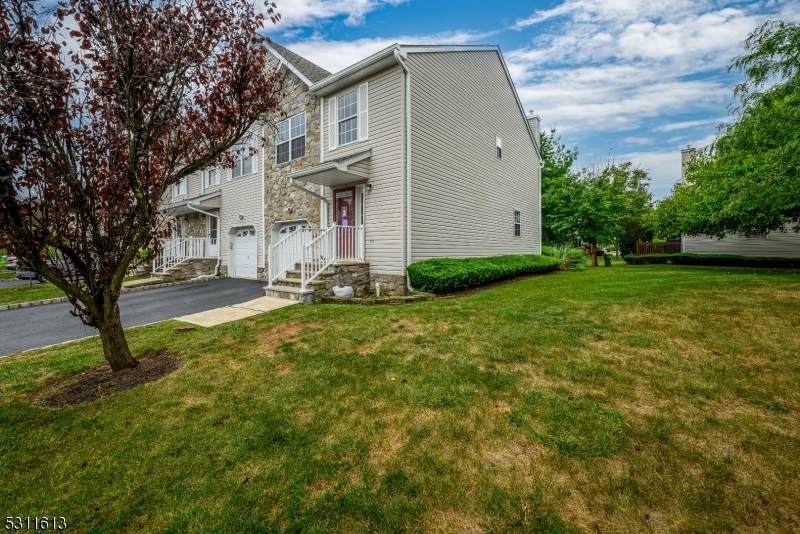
[{"xmin": 334, "ymin": 187, "xmax": 356, "ymax": 258}]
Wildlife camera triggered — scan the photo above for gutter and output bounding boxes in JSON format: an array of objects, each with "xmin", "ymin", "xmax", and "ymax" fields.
[
  {"xmin": 394, "ymin": 50, "xmax": 414, "ymax": 293},
  {"xmin": 261, "ymin": 123, "xmax": 267, "ymax": 271}
]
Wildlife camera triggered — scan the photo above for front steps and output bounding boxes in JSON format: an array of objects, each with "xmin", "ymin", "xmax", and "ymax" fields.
[{"xmin": 264, "ymin": 261, "xmax": 370, "ymax": 304}]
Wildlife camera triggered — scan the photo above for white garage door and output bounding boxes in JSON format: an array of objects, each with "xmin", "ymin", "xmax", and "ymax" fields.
[{"xmin": 233, "ymin": 227, "xmax": 257, "ymax": 279}]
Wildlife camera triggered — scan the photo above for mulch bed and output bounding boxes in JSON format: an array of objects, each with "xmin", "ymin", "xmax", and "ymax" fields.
[{"xmin": 34, "ymin": 351, "xmax": 183, "ymax": 408}]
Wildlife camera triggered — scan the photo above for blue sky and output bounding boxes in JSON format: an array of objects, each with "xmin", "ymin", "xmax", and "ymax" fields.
[{"xmin": 262, "ymin": 0, "xmax": 800, "ymax": 198}]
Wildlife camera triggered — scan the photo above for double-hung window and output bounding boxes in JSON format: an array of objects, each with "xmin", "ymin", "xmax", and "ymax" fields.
[
  {"xmin": 232, "ymin": 137, "xmax": 254, "ymax": 179},
  {"xmin": 173, "ymin": 177, "xmax": 187, "ymax": 197},
  {"xmin": 276, "ymin": 112, "xmax": 306, "ymax": 164},
  {"xmin": 337, "ymin": 89, "xmax": 359, "ymax": 146},
  {"xmin": 329, "ymin": 83, "xmax": 368, "ymax": 150},
  {"xmin": 514, "ymin": 210, "xmax": 521, "ymax": 237},
  {"xmin": 206, "ymin": 168, "xmax": 219, "ymax": 188}
]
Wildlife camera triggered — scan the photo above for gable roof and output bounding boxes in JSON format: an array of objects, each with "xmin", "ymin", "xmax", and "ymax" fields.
[
  {"xmin": 265, "ymin": 41, "xmax": 332, "ymax": 86},
  {"xmin": 309, "ymin": 44, "xmax": 541, "ymax": 160}
]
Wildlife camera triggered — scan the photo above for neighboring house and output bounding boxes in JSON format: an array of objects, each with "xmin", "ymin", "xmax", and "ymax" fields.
[
  {"xmin": 678, "ymin": 148, "xmax": 800, "ymax": 257},
  {"xmin": 156, "ymin": 43, "xmax": 543, "ymax": 302}
]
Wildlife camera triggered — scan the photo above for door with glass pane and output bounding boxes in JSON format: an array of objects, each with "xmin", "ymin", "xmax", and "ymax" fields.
[
  {"xmin": 334, "ymin": 187, "xmax": 356, "ymax": 259},
  {"xmin": 207, "ymin": 216, "xmax": 219, "ymax": 257}
]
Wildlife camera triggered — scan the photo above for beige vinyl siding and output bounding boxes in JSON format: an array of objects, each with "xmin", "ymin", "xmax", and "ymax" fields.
[
  {"xmin": 683, "ymin": 226, "xmax": 800, "ymax": 257},
  {"xmin": 323, "ymin": 65, "xmax": 405, "ymax": 275},
  {"xmin": 218, "ymin": 128, "xmax": 265, "ymax": 273},
  {"xmin": 407, "ymin": 51, "xmax": 540, "ymax": 261}
]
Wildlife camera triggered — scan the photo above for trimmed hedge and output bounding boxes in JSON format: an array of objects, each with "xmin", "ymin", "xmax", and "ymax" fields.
[
  {"xmin": 407, "ymin": 254, "xmax": 561, "ymax": 294},
  {"xmin": 623, "ymin": 253, "xmax": 800, "ymax": 269},
  {"xmin": 541, "ymin": 245, "xmax": 555, "ymax": 256}
]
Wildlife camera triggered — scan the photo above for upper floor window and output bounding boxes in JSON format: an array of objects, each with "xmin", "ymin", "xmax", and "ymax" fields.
[
  {"xmin": 514, "ymin": 210, "xmax": 521, "ymax": 237},
  {"xmin": 496, "ymin": 136, "xmax": 502, "ymax": 159},
  {"xmin": 232, "ymin": 137, "xmax": 254, "ymax": 179},
  {"xmin": 173, "ymin": 177, "xmax": 187, "ymax": 197},
  {"xmin": 206, "ymin": 168, "xmax": 219, "ymax": 187},
  {"xmin": 338, "ymin": 89, "xmax": 359, "ymax": 146},
  {"xmin": 277, "ymin": 112, "xmax": 306, "ymax": 164},
  {"xmin": 328, "ymin": 83, "xmax": 368, "ymax": 150}
]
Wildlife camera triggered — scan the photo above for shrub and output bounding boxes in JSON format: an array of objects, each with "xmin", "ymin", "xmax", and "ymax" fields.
[
  {"xmin": 407, "ymin": 254, "xmax": 561, "ymax": 294},
  {"xmin": 551, "ymin": 244, "xmax": 587, "ymax": 271},
  {"xmin": 623, "ymin": 253, "xmax": 800, "ymax": 269}
]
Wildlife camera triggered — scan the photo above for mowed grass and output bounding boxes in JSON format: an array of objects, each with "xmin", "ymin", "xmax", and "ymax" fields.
[
  {"xmin": 1, "ymin": 265, "xmax": 800, "ymax": 532},
  {"xmin": 0, "ymin": 276, "xmax": 141, "ymax": 305},
  {"xmin": 0, "ymin": 272, "xmax": 15, "ymax": 281}
]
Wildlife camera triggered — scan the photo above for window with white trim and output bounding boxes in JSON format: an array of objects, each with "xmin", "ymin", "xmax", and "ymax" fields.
[
  {"xmin": 173, "ymin": 177, "xmax": 187, "ymax": 197},
  {"xmin": 231, "ymin": 137, "xmax": 254, "ymax": 179},
  {"xmin": 514, "ymin": 210, "xmax": 521, "ymax": 237},
  {"xmin": 338, "ymin": 89, "xmax": 358, "ymax": 146},
  {"xmin": 328, "ymin": 83, "xmax": 368, "ymax": 150},
  {"xmin": 206, "ymin": 168, "xmax": 219, "ymax": 187},
  {"xmin": 496, "ymin": 136, "xmax": 502, "ymax": 159},
  {"xmin": 276, "ymin": 112, "xmax": 306, "ymax": 164}
]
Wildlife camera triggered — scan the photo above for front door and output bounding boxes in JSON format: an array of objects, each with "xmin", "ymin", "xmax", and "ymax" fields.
[
  {"xmin": 334, "ymin": 187, "xmax": 356, "ymax": 259},
  {"xmin": 207, "ymin": 217, "xmax": 219, "ymax": 257}
]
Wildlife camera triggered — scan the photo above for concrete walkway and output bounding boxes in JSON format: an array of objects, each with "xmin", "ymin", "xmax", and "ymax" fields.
[{"xmin": 176, "ymin": 295, "xmax": 297, "ymax": 327}]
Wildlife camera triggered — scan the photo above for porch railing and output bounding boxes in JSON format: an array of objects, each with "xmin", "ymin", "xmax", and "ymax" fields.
[
  {"xmin": 268, "ymin": 226, "xmax": 323, "ymax": 284},
  {"xmin": 300, "ymin": 225, "xmax": 364, "ymax": 290},
  {"xmin": 153, "ymin": 237, "xmax": 209, "ymax": 274},
  {"xmin": 267, "ymin": 225, "xmax": 365, "ymax": 289}
]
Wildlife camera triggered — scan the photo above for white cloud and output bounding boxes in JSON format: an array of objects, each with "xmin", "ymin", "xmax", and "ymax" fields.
[
  {"xmin": 621, "ymin": 136, "xmax": 653, "ymax": 146},
  {"xmin": 654, "ymin": 117, "xmax": 728, "ymax": 132},
  {"xmin": 507, "ymin": 0, "xmax": 774, "ymax": 135},
  {"xmin": 265, "ymin": 0, "xmax": 407, "ymax": 28},
  {"xmin": 282, "ymin": 31, "xmax": 495, "ymax": 74}
]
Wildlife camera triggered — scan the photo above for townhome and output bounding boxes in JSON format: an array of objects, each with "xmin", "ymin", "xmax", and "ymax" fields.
[{"xmin": 156, "ymin": 43, "xmax": 544, "ymax": 302}]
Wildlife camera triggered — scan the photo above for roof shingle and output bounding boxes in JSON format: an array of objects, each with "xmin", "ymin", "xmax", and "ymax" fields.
[{"xmin": 268, "ymin": 42, "xmax": 331, "ymax": 84}]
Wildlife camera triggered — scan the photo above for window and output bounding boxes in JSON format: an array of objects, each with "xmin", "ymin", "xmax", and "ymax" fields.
[
  {"xmin": 338, "ymin": 89, "xmax": 358, "ymax": 146},
  {"xmin": 328, "ymin": 83, "xmax": 368, "ymax": 150},
  {"xmin": 496, "ymin": 136, "xmax": 502, "ymax": 159},
  {"xmin": 514, "ymin": 210, "xmax": 521, "ymax": 237},
  {"xmin": 276, "ymin": 112, "xmax": 306, "ymax": 164},
  {"xmin": 232, "ymin": 137, "xmax": 254, "ymax": 179},
  {"xmin": 173, "ymin": 177, "xmax": 187, "ymax": 197},
  {"xmin": 206, "ymin": 168, "xmax": 219, "ymax": 187}
]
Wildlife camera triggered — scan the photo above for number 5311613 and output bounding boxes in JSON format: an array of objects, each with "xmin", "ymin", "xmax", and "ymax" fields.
[{"xmin": 5, "ymin": 517, "xmax": 67, "ymax": 530}]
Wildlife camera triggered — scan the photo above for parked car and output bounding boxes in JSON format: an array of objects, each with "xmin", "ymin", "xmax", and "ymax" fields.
[
  {"xmin": 15, "ymin": 259, "xmax": 82, "ymax": 283},
  {"xmin": 5, "ymin": 256, "xmax": 17, "ymax": 270}
]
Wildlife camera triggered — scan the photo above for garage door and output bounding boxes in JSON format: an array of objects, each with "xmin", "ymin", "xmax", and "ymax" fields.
[{"xmin": 233, "ymin": 227, "xmax": 257, "ymax": 279}]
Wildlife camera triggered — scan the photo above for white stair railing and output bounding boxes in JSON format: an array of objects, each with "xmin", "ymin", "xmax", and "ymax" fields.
[
  {"xmin": 300, "ymin": 225, "xmax": 365, "ymax": 290},
  {"xmin": 268, "ymin": 227, "xmax": 323, "ymax": 284},
  {"xmin": 153, "ymin": 238, "xmax": 208, "ymax": 274}
]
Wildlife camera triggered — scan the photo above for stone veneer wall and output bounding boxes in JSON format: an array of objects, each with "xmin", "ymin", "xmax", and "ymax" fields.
[
  {"xmin": 370, "ymin": 274, "xmax": 407, "ymax": 296},
  {"xmin": 183, "ymin": 213, "xmax": 207, "ymax": 238},
  {"xmin": 263, "ymin": 68, "xmax": 323, "ymax": 250},
  {"xmin": 154, "ymin": 258, "xmax": 219, "ymax": 282}
]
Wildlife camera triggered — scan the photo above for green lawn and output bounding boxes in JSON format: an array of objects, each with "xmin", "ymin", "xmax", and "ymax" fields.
[
  {"xmin": 1, "ymin": 265, "xmax": 799, "ymax": 532},
  {"xmin": 0, "ymin": 271, "xmax": 15, "ymax": 281},
  {"xmin": 0, "ymin": 276, "xmax": 141, "ymax": 305}
]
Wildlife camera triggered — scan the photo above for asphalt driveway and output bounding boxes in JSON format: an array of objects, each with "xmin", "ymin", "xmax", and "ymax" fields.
[{"xmin": 0, "ymin": 278, "xmax": 267, "ymax": 357}]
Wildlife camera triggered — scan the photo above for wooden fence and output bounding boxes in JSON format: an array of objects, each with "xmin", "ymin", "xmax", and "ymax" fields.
[{"xmin": 636, "ymin": 242, "xmax": 682, "ymax": 255}]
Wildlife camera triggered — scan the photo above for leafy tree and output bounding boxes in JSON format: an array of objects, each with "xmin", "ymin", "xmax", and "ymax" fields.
[
  {"xmin": 0, "ymin": 0, "xmax": 283, "ymax": 371},
  {"xmin": 650, "ymin": 19, "xmax": 800, "ymax": 238},
  {"xmin": 540, "ymin": 128, "xmax": 578, "ymax": 246}
]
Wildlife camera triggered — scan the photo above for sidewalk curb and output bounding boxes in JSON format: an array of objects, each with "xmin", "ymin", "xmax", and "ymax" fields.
[{"xmin": 0, "ymin": 277, "xmax": 221, "ymax": 312}]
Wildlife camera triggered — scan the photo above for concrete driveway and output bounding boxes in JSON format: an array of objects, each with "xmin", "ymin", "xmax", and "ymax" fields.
[{"xmin": 0, "ymin": 278, "xmax": 268, "ymax": 357}]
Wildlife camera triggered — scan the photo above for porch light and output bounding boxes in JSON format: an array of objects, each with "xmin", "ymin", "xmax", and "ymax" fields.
[
  {"xmin": 366, "ymin": 183, "xmax": 373, "ymax": 192},
  {"xmin": 238, "ymin": 214, "xmax": 244, "ymax": 220}
]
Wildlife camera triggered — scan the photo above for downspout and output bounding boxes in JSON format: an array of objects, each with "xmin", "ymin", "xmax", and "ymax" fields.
[
  {"xmin": 261, "ymin": 123, "xmax": 267, "ymax": 274},
  {"xmin": 319, "ymin": 97, "xmax": 327, "ymax": 228},
  {"xmin": 186, "ymin": 202, "xmax": 220, "ymax": 280},
  {"xmin": 394, "ymin": 49, "xmax": 414, "ymax": 293}
]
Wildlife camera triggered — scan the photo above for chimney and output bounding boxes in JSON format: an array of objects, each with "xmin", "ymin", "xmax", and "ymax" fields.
[
  {"xmin": 680, "ymin": 145, "xmax": 695, "ymax": 181},
  {"xmin": 527, "ymin": 110, "xmax": 540, "ymax": 153}
]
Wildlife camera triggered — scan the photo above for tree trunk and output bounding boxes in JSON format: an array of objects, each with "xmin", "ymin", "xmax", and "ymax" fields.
[
  {"xmin": 590, "ymin": 239, "xmax": 598, "ymax": 267},
  {"xmin": 97, "ymin": 301, "xmax": 137, "ymax": 372}
]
